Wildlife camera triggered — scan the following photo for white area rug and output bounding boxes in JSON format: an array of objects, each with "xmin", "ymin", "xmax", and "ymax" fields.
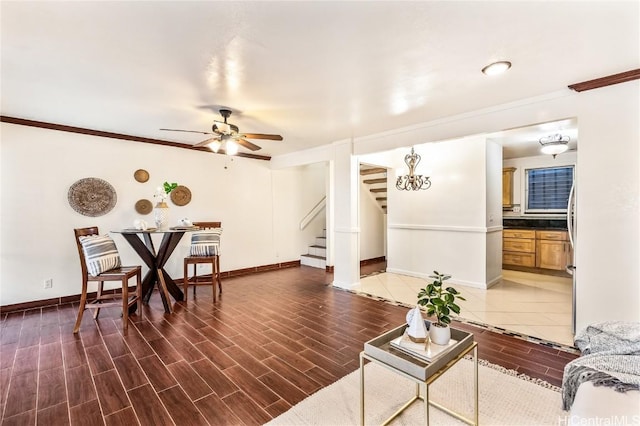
[{"xmin": 266, "ymin": 358, "xmax": 567, "ymax": 425}]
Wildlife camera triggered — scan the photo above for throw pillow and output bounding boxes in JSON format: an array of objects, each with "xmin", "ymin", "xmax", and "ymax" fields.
[
  {"xmin": 79, "ymin": 234, "xmax": 122, "ymax": 276},
  {"xmin": 190, "ymin": 228, "xmax": 222, "ymax": 257}
]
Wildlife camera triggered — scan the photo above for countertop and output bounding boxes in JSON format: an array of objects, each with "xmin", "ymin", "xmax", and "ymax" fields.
[
  {"xmin": 503, "ymin": 226, "xmax": 568, "ymax": 231},
  {"xmin": 503, "ymin": 217, "xmax": 568, "ymax": 231}
]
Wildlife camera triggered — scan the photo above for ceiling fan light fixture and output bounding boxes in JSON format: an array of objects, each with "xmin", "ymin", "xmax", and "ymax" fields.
[
  {"xmin": 161, "ymin": 108, "xmax": 282, "ymax": 154},
  {"xmin": 225, "ymin": 140, "xmax": 239, "ymax": 156},
  {"xmin": 482, "ymin": 61, "xmax": 512, "ymax": 76},
  {"xmin": 207, "ymin": 140, "xmax": 221, "ymax": 153},
  {"xmin": 539, "ymin": 134, "xmax": 570, "ymax": 157},
  {"xmin": 213, "ymin": 122, "xmax": 231, "ymax": 134}
]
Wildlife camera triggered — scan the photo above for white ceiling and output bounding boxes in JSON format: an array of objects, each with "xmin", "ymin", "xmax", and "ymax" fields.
[{"xmin": 1, "ymin": 1, "xmax": 638, "ymax": 158}]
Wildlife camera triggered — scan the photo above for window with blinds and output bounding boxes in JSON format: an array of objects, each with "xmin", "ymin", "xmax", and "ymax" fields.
[{"xmin": 525, "ymin": 166, "xmax": 574, "ymax": 213}]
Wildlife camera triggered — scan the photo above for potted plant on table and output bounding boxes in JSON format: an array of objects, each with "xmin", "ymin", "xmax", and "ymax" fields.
[
  {"xmin": 417, "ymin": 271, "xmax": 465, "ymax": 345},
  {"xmin": 154, "ymin": 181, "xmax": 178, "ymax": 230}
]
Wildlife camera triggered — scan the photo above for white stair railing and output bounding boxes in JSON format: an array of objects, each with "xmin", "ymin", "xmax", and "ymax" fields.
[{"xmin": 299, "ymin": 197, "xmax": 326, "ymax": 230}]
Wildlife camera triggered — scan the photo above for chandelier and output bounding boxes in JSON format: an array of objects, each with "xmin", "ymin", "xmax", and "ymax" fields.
[
  {"xmin": 396, "ymin": 147, "xmax": 431, "ymax": 191},
  {"xmin": 539, "ymin": 134, "xmax": 570, "ymax": 158}
]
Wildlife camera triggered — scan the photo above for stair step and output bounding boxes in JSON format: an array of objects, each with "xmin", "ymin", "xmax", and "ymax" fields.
[
  {"xmin": 315, "ymin": 236, "xmax": 326, "ymax": 247},
  {"xmin": 370, "ymin": 188, "xmax": 386, "ymax": 193},
  {"xmin": 376, "ymin": 197, "xmax": 387, "ymax": 201},
  {"xmin": 301, "ymin": 254, "xmax": 327, "ymax": 269},
  {"xmin": 363, "ymin": 177, "xmax": 387, "ymax": 184},
  {"xmin": 301, "ymin": 254, "xmax": 325, "ymax": 260},
  {"xmin": 308, "ymin": 245, "xmax": 327, "ymax": 256},
  {"xmin": 360, "ymin": 167, "xmax": 386, "ymax": 176}
]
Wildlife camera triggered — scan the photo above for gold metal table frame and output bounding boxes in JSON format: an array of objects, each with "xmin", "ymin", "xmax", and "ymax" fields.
[{"xmin": 360, "ymin": 342, "xmax": 478, "ymax": 426}]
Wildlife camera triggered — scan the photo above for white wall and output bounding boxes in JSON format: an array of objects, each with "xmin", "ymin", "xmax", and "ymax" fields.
[
  {"xmin": 574, "ymin": 82, "xmax": 640, "ymax": 330},
  {"xmin": 0, "ymin": 123, "xmax": 311, "ymax": 306},
  {"xmin": 332, "ymin": 140, "xmax": 360, "ymax": 289},
  {"xmin": 386, "ymin": 136, "xmax": 499, "ymax": 288},
  {"xmin": 485, "ymin": 140, "xmax": 503, "ymax": 284},
  {"xmin": 272, "ymin": 162, "xmax": 327, "ymax": 261}
]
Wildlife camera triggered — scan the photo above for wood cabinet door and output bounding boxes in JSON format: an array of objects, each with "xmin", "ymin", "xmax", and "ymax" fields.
[
  {"xmin": 536, "ymin": 240, "xmax": 568, "ymax": 270},
  {"xmin": 503, "ymin": 252, "xmax": 536, "ymax": 267},
  {"xmin": 504, "ymin": 238, "xmax": 536, "ymax": 253},
  {"xmin": 536, "ymin": 230, "xmax": 567, "ymax": 241},
  {"xmin": 503, "ymin": 229, "xmax": 536, "ymax": 239},
  {"xmin": 502, "ymin": 168, "xmax": 516, "ymax": 207}
]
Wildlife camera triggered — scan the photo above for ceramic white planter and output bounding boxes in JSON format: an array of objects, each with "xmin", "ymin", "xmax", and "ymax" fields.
[
  {"xmin": 429, "ymin": 323, "xmax": 451, "ymax": 345},
  {"xmin": 154, "ymin": 202, "xmax": 170, "ymax": 230}
]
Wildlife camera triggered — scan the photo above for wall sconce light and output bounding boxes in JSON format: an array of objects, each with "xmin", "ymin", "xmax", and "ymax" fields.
[
  {"xmin": 396, "ymin": 147, "xmax": 431, "ymax": 191},
  {"xmin": 539, "ymin": 134, "xmax": 570, "ymax": 158}
]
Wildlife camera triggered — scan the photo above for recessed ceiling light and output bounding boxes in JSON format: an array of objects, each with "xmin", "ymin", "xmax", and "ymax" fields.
[{"xmin": 482, "ymin": 61, "xmax": 512, "ymax": 76}]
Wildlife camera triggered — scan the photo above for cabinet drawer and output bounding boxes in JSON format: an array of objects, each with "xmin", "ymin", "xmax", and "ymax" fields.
[
  {"xmin": 503, "ymin": 229, "xmax": 535, "ymax": 239},
  {"xmin": 503, "ymin": 252, "xmax": 535, "ymax": 267},
  {"xmin": 503, "ymin": 238, "xmax": 536, "ymax": 253},
  {"xmin": 536, "ymin": 230, "xmax": 567, "ymax": 241}
]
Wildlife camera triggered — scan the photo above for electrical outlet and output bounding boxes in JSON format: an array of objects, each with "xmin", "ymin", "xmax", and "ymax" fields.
[{"xmin": 44, "ymin": 278, "xmax": 53, "ymax": 289}]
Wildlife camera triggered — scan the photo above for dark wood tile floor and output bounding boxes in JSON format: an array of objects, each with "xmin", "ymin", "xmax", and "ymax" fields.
[{"xmin": 0, "ymin": 264, "xmax": 577, "ymax": 425}]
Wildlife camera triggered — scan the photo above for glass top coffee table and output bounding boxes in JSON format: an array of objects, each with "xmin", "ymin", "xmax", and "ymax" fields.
[{"xmin": 360, "ymin": 322, "xmax": 478, "ymax": 425}]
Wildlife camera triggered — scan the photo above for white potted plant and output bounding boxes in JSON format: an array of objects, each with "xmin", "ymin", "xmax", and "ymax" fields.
[
  {"xmin": 417, "ymin": 271, "xmax": 465, "ymax": 345},
  {"xmin": 154, "ymin": 181, "xmax": 178, "ymax": 230}
]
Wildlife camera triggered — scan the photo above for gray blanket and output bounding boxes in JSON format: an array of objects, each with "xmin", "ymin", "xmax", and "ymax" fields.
[{"xmin": 562, "ymin": 321, "xmax": 640, "ymax": 410}]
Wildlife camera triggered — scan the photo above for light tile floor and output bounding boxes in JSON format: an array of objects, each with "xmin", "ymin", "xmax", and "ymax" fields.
[{"xmin": 355, "ymin": 269, "xmax": 574, "ymax": 346}]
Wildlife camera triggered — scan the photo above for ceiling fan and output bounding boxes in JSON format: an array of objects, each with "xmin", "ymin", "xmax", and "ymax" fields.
[{"xmin": 160, "ymin": 109, "xmax": 282, "ymax": 154}]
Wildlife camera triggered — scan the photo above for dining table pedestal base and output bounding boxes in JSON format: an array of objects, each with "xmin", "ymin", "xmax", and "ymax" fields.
[{"xmin": 115, "ymin": 229, "xmax": 187, "ymax": 314}]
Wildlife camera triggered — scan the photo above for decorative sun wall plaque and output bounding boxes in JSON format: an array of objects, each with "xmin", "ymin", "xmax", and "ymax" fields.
[
  {"xmin": 135, "ymin": 199, "xmax": 153, "ymax": 215},
  {"xmin": 170, "ymin": 185, "xmax": 192, "ymax": 206},
  {"xmin": 134, "ymin": 169, "xmax": 150, "ymax": 183},
  {"xmin": 68, "ymin": 177, "xmax": 117, "ymax": 217}
]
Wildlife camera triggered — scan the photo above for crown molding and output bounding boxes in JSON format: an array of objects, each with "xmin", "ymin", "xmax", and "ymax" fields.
[
  {"xmin": 568, "ymin": 69, "xmax": 640, "ymax": 92},
  {"xmin": 0, "ymin": 116, "xmax": 271, "ymax": 161}
]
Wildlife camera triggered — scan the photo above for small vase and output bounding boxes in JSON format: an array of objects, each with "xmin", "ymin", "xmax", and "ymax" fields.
[
  {"xmin": 429, "ymin": 323, "xmax": 451, "ymax": 345},
  {"xmin": 154, "ymin": 201, "xmax": 170, "ymax": 230}
]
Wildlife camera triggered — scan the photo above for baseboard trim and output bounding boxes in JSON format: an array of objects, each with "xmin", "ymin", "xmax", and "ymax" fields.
[
  {"xmin": 0, "ymin": 260, "xmax": 301, "ymax": 313},
  {"xmin": 325, "ymin": 256, "xmax": 386, "ymax": 273}
]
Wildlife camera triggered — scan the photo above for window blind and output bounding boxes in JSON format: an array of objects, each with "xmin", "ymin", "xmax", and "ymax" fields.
[{"xmin": 526, "ymin": 166, "xmax": 574, "ymax": 212}]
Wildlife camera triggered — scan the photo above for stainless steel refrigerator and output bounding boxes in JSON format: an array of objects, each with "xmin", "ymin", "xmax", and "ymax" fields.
[{"xmin": 567, "ymin": 182, "xmax": 577, "ymax": 334}]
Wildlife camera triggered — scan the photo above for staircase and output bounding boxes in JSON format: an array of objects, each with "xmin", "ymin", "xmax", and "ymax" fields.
[
  {"xmin": 300, "ymin": 229, "xmax": 327, "ymax": 269},
  {"xmin": 360, "ymin": 166, "xmax": 388, "ymax": 213},
  {"xmin": 300, "ymin": 167, "xmax": 386, "ymax": 270}
]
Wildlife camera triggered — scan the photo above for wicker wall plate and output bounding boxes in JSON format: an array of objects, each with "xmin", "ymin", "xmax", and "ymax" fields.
[
  {"xmin": 135, "ymin": 199, "xmax": 153, "ymax": 215},
  {"xmin": 170, "ymin": 185, "xmax": 192, "ymax": 206},
  {"xmin": 68, "ymin": 177, "xmax": 117, "ymax": 217},
  {"xmin": 134, "ymin": 169, "xmax": 149, "ymax": 183}
]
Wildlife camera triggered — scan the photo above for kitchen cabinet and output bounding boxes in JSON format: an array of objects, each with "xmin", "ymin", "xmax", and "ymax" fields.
[
  {"xmin": 502, "ymin": 167, "xmax": 516, "ymax": 208},
  {"xmin": 503, "ymin": 229, "xmax": 535, "ymax": 267},
  {"xmin": 536, "ymin": 230, "xmax": 571, "ymax": 271}
]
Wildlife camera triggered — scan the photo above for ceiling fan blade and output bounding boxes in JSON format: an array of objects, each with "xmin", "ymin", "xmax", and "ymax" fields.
[
  {"xmin": 160, "ymin": 128, "xmax": 213, "ymax": 135},
  {"xmin": 236, "ymin": 138, "xmax": 262, "ymax": 151},
  {"xmin": 193, "ymin": 137, "xmax": 221, "ymax": 148},
  {"xmin": 241, "ymin": 133, "xmax": 283, "ymax": 141}
]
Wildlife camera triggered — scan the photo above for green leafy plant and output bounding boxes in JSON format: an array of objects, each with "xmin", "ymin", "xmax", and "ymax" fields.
[
  {"xmin": 417, "ymin": 271, "xmax": 465, "ymax": 327},
  {"xmin": 163, "ymin": 182, "xmax": 178, "ymax": 194},
  {"xmin": 154, "ymin": 182, "xmax": 179, "ymax": 203}
]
